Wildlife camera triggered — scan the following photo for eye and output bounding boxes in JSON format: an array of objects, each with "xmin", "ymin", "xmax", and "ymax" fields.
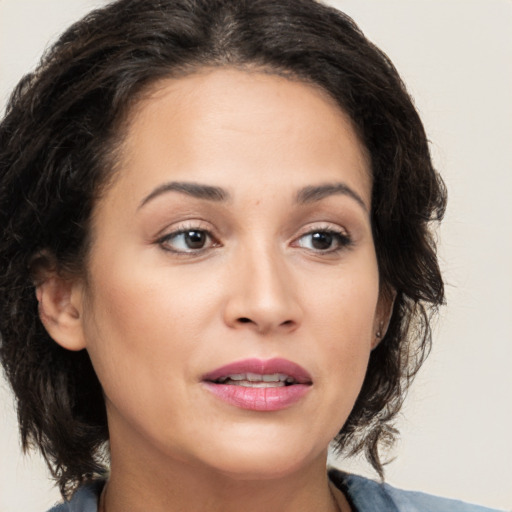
[
  {"xmin": 294, "ymin": 229, "xmax": 351, "ymax": 253},
  {"xmin": 158, "ymin": 228, "xmax": 218, "ymax": 254}
]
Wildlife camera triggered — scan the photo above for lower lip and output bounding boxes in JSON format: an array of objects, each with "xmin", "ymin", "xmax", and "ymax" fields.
[{"xmin": 203, "ymin": 382, "xmax": 310, "ymax": 411}]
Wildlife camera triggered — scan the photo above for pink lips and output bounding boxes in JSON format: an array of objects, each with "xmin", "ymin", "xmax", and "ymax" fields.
[{"xmin": 202, "ymin": 358, "xmax": 312, "ymax": 411}]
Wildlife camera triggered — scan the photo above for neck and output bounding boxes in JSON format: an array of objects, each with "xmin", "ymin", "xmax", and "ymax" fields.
[{"xmin": 102, "ymin": 442, "xmax": 348, "ymax": 512}]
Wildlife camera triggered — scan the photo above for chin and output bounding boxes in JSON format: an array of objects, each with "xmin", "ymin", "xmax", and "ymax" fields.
[{"xmin": 198, "ymin": 436, "xmax": 327, "ymax": 481}]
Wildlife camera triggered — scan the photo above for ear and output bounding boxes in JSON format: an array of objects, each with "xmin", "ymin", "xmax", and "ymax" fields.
[
  {"xmin": 35, "ymin": 272, "xmax": 86, "ymax": 352},
  {"xmin": 371, "ymin": 286, "xmax": 396, "ymax": 350}
]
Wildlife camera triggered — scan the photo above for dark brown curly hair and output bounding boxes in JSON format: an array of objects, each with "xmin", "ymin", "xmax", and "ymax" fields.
[{"xmin": 0, "ymin": 0, "xmax": 446, "ymax": 498}]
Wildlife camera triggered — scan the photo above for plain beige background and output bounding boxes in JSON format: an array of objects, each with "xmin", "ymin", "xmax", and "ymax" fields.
[{"xmin": 1, "ymin": 1, "xmax": 511, "ymax": 511}]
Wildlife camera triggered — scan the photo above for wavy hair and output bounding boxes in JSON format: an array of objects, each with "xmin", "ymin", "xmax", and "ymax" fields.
[{"xmin": 0, "ymin": 0, "xmax": 446, "ymax": 497}]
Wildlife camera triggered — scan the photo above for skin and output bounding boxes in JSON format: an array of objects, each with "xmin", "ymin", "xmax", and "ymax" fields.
[{"xmin": 38, "ymin": 68, "xmax": 391, "ymax": 512}]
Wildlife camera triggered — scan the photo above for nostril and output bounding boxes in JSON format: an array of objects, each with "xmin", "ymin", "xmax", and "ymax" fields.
[{"xmin": 237, "ymin": 317, "xmax": 252, "ymax": 323}]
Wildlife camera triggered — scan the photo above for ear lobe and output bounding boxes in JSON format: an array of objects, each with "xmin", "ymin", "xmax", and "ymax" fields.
[
  {"xmin": 371, "ymin": 287, "xmax": 396, "ymax": 350},
  {"xmin": 36, "ymin": 274, "xmax": 86, "ymax": 351}
]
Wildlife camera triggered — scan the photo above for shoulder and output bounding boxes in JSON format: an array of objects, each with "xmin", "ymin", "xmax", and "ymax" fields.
[
  {"xmin": 328, "ymin": 468, "xmax": 504, "ymax": 512},
  {"xmin": 46, "ymin": 480, "xmax": 104, "ymax": 512}
]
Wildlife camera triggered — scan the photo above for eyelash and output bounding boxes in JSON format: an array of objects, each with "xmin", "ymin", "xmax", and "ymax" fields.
[
  {"xmin": 292, "ymin": 227, "xmax": 353, "ymax": 254},
  {"xmin": 157, "ymin": 224, "xmax": 220, "ymax": 255},
  {"xmin": 156, "ymin": 224, "xmax": 352, "ymax": 256}
]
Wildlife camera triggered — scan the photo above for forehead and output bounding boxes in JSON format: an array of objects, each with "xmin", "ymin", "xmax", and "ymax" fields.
[{"xmin": 105, "ymin": 67, "xmax": 372, "ymax": 210}]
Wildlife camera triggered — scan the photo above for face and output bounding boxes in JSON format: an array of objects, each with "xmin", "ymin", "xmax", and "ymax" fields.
[{"xmin": 73, "ymin": 68, "xmax": 386, "ymax": 479}]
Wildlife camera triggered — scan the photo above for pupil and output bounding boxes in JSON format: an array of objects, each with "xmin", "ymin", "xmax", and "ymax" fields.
[
  {"xmin": 185, "ymin": 230, "xmax": 205, "ymax": 249},
  {"xmin": 311, "ymin": 232, "xmax": 333, "ymax": 250}
]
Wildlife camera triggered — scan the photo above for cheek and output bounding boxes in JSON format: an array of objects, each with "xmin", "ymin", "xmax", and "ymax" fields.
[
  {"xmin": 80, "ymin": 255, "xmax": 207, "ymax": 403},
  {"xmin": 303, "ymin": 262, "xmax": 380, "ymax": 389},
  {"xmin": 306, "ymin": 261, "xmax": 380, "ymax": 340}
]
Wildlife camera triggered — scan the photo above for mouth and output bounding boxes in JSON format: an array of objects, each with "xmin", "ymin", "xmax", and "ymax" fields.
[
  {"xmin": 202, "ymin": 358, "xmax": 312, "ymax": 411},
  {"xmin": 212, "ymin": 372, "xmax": 298, "ymax": 387},
  {"xmin": 202, "ymin": 357, "xmax": 312, "ymax": 386}
]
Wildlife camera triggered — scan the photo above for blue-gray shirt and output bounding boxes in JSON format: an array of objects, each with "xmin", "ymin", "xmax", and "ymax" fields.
[{"xmin": 47, "ymin": 469, "xmax": 504, "ymax": 512}]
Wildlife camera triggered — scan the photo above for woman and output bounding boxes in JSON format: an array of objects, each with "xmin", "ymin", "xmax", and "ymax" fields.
[{"xmin": 0, "ymin": 0, "xmax": 502, "ymax": 511}]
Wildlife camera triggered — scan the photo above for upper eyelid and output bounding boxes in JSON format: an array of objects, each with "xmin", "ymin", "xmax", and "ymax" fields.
[
  {"xmin": 291, "ymin": 223, "xmax": 353, "ymax": 248},
  {"xmin": 154, "ymin": 218, "xmax": 352, "ymax": 241},
  {"xmin": 291, "ymin": 222, "xmax": 350, "ymax": 238},
  {"xmin": 155, "ymin": 219, "xmax": 215, "ymax": 238}
]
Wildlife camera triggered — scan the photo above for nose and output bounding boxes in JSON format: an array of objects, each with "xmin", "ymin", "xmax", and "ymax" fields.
[{"xmin": 223, "ymin": 244, "xmax": 302, "ymax": 335}]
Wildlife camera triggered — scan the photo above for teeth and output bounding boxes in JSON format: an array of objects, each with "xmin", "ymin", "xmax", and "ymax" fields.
[
  {"xmin": 228, "ymin": 374, "xmax": 245, "ymax": 381},
  {"xmin": 233, "ymin": 381, "xmax": 286, "ymax": 388},
  {"xmin": 214, "ymin": 373, "xmax": 296, "ymax": 385}
]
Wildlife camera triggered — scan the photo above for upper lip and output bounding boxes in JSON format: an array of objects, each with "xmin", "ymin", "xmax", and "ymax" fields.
[{"xmin": 202, "ymin": 358, "xmax": 312, "ymax": 385}]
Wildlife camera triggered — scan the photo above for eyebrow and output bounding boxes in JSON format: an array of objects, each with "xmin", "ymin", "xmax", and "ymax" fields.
[
  {"xmin": 139, "ymin": 181, "xmax": 230, "ymax": 209},
  {"xmin": 138, "ymin": 180, "xmax": 367, "ymax": 212},
  {"xmin": 296, "ymin": 182, "xmax": 368, "ymax": 211}
]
